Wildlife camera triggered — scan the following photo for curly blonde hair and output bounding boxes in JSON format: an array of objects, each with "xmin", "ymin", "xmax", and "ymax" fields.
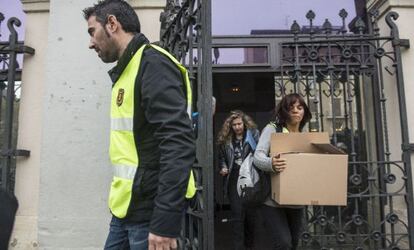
[{"xmin": 217, "ymin": 110, "xmax": 257, "ymax": 145}]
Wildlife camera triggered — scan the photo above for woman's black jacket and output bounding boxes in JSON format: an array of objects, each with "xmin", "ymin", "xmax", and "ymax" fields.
[{"xmin": 218, "ymin": 129, "xmax": 260, "ymax": 191}]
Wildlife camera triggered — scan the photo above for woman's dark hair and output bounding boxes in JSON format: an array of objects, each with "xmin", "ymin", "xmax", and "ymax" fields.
[
  {"xmin": 274, "ymin": 93, "xmax": 312, "ymax": 131},
  {"xmin": 217, "ymin": 110, "xmax": 257, "ymax": 145},
  {"xmin": 83, "ymin": 0, "xmax": 140, "ymax": 33}
]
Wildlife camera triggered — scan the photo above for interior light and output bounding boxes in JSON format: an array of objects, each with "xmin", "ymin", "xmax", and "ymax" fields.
[{"xmin": 231, "ymin": 87, "xmax": 240, "ymax": 92}]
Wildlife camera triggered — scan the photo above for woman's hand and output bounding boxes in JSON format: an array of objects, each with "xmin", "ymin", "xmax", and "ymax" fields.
[
  {"xmin": 272, "ymin": 153, "xmax": 286, "ymax": 173},
  {"xmin": 219, "ymin": 167, "xmax": 229, "ymax": 176}
]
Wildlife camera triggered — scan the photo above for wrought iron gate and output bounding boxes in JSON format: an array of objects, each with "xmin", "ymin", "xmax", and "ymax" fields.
[
  {"xmin": 277, "ymin": 9, "xmax": 413, "ymax": 249},
  {"xmin": 159, "ymin": 1, "xmax": 414, "ymax": 249},
  {"xmin": 0, "ymin": 13, "xmax": 33, "ymax": 193},
  {"xmin": 159, "ymin": 0, "xmax": 214, "ymax": 249}
]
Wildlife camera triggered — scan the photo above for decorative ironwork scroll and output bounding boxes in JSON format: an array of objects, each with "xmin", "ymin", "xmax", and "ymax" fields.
[
  {"xmin": 278, "ymin": 9, "xmax": 413, "ymax": 249},
  {"xmin": 0, "ymin": 14, "xmax": 34, "ymax": 193},
  {"xmin": 159, "ymin": 1, "xmax": 213, "ymax": 249}
]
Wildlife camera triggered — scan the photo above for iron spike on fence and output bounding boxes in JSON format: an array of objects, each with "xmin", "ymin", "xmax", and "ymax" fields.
[
  {"xmin": 290, "ymin": 20, "xmax": 300, "ymax": 40},
  {"xmin": 339, "ymin": 9, "xmax": 348, "ymax": 34},
  {"xmin": 369, "ymin": 9, "xmax": 380, "ymax": 36},
  {"xmin": 354, "ymin": 17, "xmax": 366, "ymax": 35},
  {"xmin": 322, "ymin": 18, "xmax": 332, "ymax": 35},
  {"xmin": 306, "ymin": 10, "xmax": 315, "ymax": 36}
]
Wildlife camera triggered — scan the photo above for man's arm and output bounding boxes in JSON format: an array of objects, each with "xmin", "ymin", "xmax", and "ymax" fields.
[{"xmin": 140, "ymin": 49, "xmax": 196, "ymax": 238}]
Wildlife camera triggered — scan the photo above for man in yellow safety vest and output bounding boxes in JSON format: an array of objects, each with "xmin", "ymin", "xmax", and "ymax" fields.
[{"xmin": 83, "ymin": 0, "xmax": 196, "ymax": 249}]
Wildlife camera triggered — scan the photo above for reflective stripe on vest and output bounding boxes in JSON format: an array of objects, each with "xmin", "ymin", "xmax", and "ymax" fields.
[
  {"xmin": 111, "ymin": 118, "xmax": 133, "ymax": 131},
  {"xmin": 108, "ymin": 44, "xmax": 196, "ymax": 218}
]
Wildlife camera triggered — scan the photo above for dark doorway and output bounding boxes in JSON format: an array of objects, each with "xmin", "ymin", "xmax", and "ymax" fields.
[
  {"xmin": 212, "ymin": 72, "xmax": 274, "ymax": 249},
  {"xmin": 213, "ymin": 71, "xmax": 275, "ymax": 129}
]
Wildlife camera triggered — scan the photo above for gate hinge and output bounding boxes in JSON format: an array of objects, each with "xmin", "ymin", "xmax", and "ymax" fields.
[
  {"xmin": 0, "ymin": 149, "xmax": 30, "ymax": 157},
  {"xmin": 402, "ymin": 144, "xmax": 414, "ymax": 152},
  {"xmin": 393, "ymin": 39, "xmax": 410, "ymax": 49}
]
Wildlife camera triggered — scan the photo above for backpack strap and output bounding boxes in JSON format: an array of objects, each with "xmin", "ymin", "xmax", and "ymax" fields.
[
  {"xmin": 269, "ymin": 122, "xmax": 283, "ymax": 133},
  {"xmin": 245, "ymin": 129, "xmax": 257, "ymax": 151}
]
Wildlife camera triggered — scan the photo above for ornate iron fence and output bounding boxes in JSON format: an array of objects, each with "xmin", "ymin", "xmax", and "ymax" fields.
[
  {"xmin": 0, "ymin": 13, "xmax": 33, "ymax": 193},
  {"xmin": 278, "ymin": 9, "xmax": 413, "ymax": 250},
  {"xmin": 159, "ymin": 1, "xmax": 414, "ymax": 249},
  {"xmin": 159, "ymin": 0, "xmax": 214, "ymax": 249}
]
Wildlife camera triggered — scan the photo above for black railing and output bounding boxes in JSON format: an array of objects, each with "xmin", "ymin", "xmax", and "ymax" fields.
[
  {"xmin": 159, "ymin": 1, "xmax": 214, "ymax": 249},
  {"xmin": 278, "ymin": 9, "xmax": 413, "ymax": 249},
  {"xmin": 159, "ymin": 2, "xmax": 413, "ymax": 249},
  {"xmin": 0, "ymin": 13, "xmax": 33, "ymax": 193}
]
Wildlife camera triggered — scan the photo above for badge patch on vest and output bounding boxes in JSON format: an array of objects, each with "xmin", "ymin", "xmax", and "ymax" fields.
[{"xmin": 116, "ymin": 89, "xmax": 124, "ymax": 106}]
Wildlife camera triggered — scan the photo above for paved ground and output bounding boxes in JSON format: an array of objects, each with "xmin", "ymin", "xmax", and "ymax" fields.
[{"xmin": 215, "ymin": 207, "xmax": 272, "ymax": 250}]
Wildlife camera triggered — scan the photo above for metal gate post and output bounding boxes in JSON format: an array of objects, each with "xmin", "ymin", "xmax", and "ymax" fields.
[
  {"xmin": 199, "ymin": 0, "xmax": 214, "ymax": 248},
  {"xmin": 1, "ymin": 18, "xmax": 20, "ymax": 191},
  {"xmin": 385, "ymin": 12, "xmax": 414, "ymax": 248},
  {"xmin": 0, "ymin": 16, "xmax": 33, "ymax": 192},
  {"xmin": 158, "ymin": 1, "xmax": 214, "ymax": 248}
]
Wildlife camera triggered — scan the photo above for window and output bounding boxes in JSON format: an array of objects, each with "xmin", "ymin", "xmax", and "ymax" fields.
[
  {"xmin": 212, "ymin": 46, "xmax": 269, "ymax": 65},
  {"xmin": 332, "ymin": 97, "xmax": 342, "ymax": 117}
]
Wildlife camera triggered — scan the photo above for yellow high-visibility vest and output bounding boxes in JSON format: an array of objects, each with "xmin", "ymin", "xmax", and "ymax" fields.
[{"xmin": 108, "ymin": 44, "xmax": 196, "ymax": 218}]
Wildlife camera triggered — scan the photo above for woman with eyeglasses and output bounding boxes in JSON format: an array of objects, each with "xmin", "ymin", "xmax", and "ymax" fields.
[
  {"xmin": 253, "ymin": 93, "xmax": 312, "ymax": 250},
  {"xmin": 217, "ymin": 110, "xmax": 260, "ymax": 250}
]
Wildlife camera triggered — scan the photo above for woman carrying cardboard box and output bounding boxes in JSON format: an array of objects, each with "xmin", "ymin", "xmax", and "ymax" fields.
[{"xmin": 253, "ymin": 93, "xmax": 312, "ymax": 250}]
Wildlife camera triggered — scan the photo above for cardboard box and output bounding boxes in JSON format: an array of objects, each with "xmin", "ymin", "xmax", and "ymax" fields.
[{"xmin": 270, "ymin": 132, "xmax": 348, "ymax": 206}]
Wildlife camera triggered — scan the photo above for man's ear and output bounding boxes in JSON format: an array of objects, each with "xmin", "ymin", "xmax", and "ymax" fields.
[{"xmin": 105, "ymin": 15, "xmax": 119, "ymax": 33}]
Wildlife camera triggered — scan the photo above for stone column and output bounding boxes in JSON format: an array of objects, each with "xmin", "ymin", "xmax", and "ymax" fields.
[
  {"xmin": 130, "ymin": 0, "xmax": 165, "ymax": 41},
  {"xmin": 12, "ymin": 1, "xmax": 50, "ymax": 249}
]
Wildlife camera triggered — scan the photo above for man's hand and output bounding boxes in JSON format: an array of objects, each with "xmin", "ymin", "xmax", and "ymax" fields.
[{"xmin": 148, "ymin": 232, "xmax": 177, "ymax": 250}]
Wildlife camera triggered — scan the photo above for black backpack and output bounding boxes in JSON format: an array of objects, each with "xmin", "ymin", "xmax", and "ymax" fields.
[{"xmin": 239, "ymin": 162, "xmax": 271, "ymax": 207}]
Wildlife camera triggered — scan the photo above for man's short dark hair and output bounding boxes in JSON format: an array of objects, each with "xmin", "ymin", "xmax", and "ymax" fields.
[{"xmin": 83, "ymin": 0, "xmax": 140, "ymax": 33}]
